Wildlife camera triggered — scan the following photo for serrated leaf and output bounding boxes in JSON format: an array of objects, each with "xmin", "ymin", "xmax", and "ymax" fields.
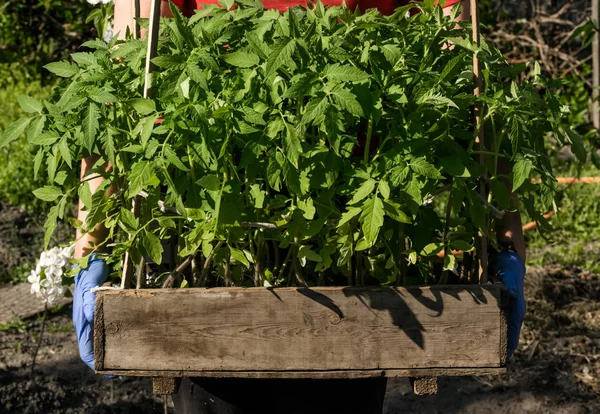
[
  {"xmin": 282, "ymin": 73, "xmax": 315, "ymax": 99},
  {"xmin": 266, "ymin": 38, "xmax": 296, "ymax": 77},
  {"xmin": 410, "ymin": 158, "xmax": 443, "ymax": 179},
  {"xmin": 383, "ymin": 200, "xmax": 411, "ymax": 223},
  {"xmin": 359, "ymin": 196, "xmax": 385, "ymax": 247},
  {"xmin": 197, "ymin": 174, "xmax": 221, "ymax": 191},
  {"xmin": 378, "ymin": 180, "xmax": 390, "ymax": 199},
  {"xmin": 33, "ymin": 149, "xmax": 44, "ymax": 180},
  {"xmin": 164, "ymin": 145, "xmax": 190, "ymax": 172},
  {"xmin": 298, "ymin": 245, "xmax": 322, "ymax": 266},
  {"xmin": 83, "ymin": 103, "xmax": 99, "ymax": 152},
  {"xmin": 18, "ymin": 96, "xmax": 43, "ymax": 113},
  {"xmin": 331, "ymin": 88, "xmax": 364, "ymax": 117},
  {"xmin": 324, "ymin": 64, "xmax": 369, "ymax": 82},
  {"xmin": 44, "ymin": 61, "xmax": 79, "ymax": 78},
  {"xmin": 338, "ymin": 207, "xmax": 362, "ymax": 227},
  {"xmin": 33, "ymin": 186, "xmax": 62, "ymax": 202},
  {"xmin": 416, "ymin": 90, "xmax": 458, "ymax": 109},
  {"xmin": 222, "ymin": 51, "xmax": 260, "ymax": 67},
  {"xmin": 71, "ymin": 52, "xmax": 98, "ymax": 67},
  {"xmin": 128, "ymin": 98, "xmax": 156, "ymax": 115},
  {"xmin": 26, "ymin": 117, "xmax": 47, "ymax": 143},
  {"xmin": 230, "ymin": 247, "xmax": 250, "ymax": 267},
  {"xmin": 0, "ymin": 118, "xmax": 31, "ymax": 149},
  {"xmin": 302, "ymin": 93, "xmax": 328, "ymax": 125},
  {"xmin": 120, "ymin": 208, "xmax": 139, "ymax": 232},
  {"xmin": 513, "ymin": 156, "xmax": 533, "ymax": 191},
  {"xmin": 283, "ymin": 121, "xmax": 302, "ymax": 168},
  {"xmin": 142, "ymin": 232, "xmax": 163, "ymax": 264},
  {"xmin": 349, "ymin": 178, "xmax": 376, "ymax": 205}
]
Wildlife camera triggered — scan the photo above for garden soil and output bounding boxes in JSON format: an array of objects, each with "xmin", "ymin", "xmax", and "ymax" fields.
[{"xmin": 1, "ymin": 264, "xmax": 599, "ymax": 413}]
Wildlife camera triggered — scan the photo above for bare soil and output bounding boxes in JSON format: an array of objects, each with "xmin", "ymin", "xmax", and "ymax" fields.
[{"xmin": 1, "ymin": 264, "xmax": 598, "ymax": 413}]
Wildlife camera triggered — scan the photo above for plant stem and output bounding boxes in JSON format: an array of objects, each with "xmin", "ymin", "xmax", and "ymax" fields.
[
  {"xmin": 224, "ymin": 253, "xmax": 232, "ymax": 286},
  {"xmin": 197, "ymin": 241, "xmax": 223, "ymax": 287},
  {"xmin": 30, "ymin": 305, "xmax": 48, "ymax": 378},
  {"xmin": 136, "ymin": 256, "xmax": 145, "ymax": 289},
  {"xmin": 293, "ymin": 247, "xmax": 308, "ymax": 287},
  {"xmin": 162, "ymin": 255, "xmax": 194, "ymax": 288},
  {"xmin": 278, "ymin": 248, "xmax": 293, "ymax": 282},
  {"xmin": 397, "ymin": 223, "xmax": 406, "ymax": 286},
  {"xmin": 363, "ymin": 115, "xmax": 374, "ymax": 163}
]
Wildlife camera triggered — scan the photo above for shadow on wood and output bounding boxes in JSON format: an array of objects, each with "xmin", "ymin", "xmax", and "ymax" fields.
[{"xmin": 95, "ymin": 284, "xmax": 507, "ymax": 379}]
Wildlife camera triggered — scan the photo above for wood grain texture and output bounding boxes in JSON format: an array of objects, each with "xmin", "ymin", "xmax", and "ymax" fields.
[
  {"xmin": 412, "ymin": 377, "xmax": 438, "ymax": 395},
  {"xmin": 97, "ymin": 367, "xmax": 506, "ymax": 379},
  {"xmin": 152, "ymin": 377, "xmax": 180, "ymax": 395},
  {"xmin": 96, "ymin": 285, "xmax": 506, "ymax": 377},
  {"xmin": 93, "ymin": 293, "xmax": 105, "ymax": 371}
]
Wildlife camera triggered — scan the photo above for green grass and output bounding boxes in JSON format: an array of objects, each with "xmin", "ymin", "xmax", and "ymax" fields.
[{"xmin": 525, "ymin": 172, "xmax": 600, "ymax": 273}]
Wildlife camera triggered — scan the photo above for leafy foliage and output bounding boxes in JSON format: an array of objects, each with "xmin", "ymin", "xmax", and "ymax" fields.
[{"xmin": 9, "ymin": 1, "xmax": 580, "ymax": 286}]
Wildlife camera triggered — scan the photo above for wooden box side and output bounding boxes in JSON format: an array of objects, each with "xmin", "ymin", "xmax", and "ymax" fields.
[{"xmin": 95, "ymin": 285, "xmax": 506, "ymax": 377}]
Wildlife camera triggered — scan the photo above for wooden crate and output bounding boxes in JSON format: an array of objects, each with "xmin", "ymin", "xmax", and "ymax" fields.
[{"xmin": 94, "ymin": 284, "xmax": 508, "ymax": 379}]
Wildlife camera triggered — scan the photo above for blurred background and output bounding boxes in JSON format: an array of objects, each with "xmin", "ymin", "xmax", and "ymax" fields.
[{"xmin": 0, "ymin": 0, "xmax": 599, "ymax": 412}]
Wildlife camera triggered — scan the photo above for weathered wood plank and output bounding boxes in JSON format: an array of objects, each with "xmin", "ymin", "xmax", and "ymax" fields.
[
  {"xmin": 95, "ymin": 285, "xmax": 506, "ymax": 377},
  {"xmin": 412, "ymin": 377, "xmax": 438, "ymax": 395},
  {"xmin": 98, "ymin": 367, "xmax": 506, "ymax": 379}
]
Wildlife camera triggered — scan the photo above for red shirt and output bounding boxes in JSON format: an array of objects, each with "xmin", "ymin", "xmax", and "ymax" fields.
[{"xmin": 172, "ymin": 0, "xmax": 462, "ymax": 18}]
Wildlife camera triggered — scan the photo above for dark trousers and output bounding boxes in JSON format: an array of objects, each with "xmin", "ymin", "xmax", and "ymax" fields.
[{"xmin": 172, "ymin": 377, "xmax": 388, "ymax": 414}]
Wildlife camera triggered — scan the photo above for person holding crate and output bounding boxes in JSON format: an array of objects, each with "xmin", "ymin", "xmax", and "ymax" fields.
[{"xmin": 73, "ymin": 0, "xmax": 526, "ymax": 412}]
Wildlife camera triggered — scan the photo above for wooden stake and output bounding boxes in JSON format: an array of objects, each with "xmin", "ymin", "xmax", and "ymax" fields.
[
  {"xmin": 471, "ymin": 0, "xmax": 488, "ymax": 284},
  {"xmin": 121, "ymin": 0, "xmax": 161, "ymax": 288},
  {"xmin": 593, "ymin": 0, "xmax": 600, "ymax": 129}
]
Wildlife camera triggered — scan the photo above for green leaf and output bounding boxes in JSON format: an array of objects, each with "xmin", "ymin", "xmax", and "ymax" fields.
[
  {"xmin": 383, "ymin": 200, "xmax": 411, "ymax": 223},
  {"xmin": 18, "ymin": 96, "xmax": 43, "ymax": 113},
  {"xmin": 29, "ymin": 132, "xmax": 59, "ymax": 146},
  {"xmin": 197, "ymin": 175, "xmax": 221, "ymax": 191},
  {"xmin": 83, "ymin": 103, "xmax": 99, "ymax": 152},
  {"xmin": 222, "ymin": 51, "xmax": 260, "ymax": 67},
  {"xmin": 410, "ymin": 158, "xmax": 443, "ymax": 179},
  {"xmin": 331, "ymin": 88, "xmax": 364, "ymax": 117},
  {"xmin": 359, "ymin": 196, "xmax": 385, "ymax": 247},
  {"xmin": 230, "ymin": 247, "xmax": 250, "ymax": 267},
  {"xmin": 283, "ymin": 121, "xmax": 302, "ymax": 168},
  {"xmin": 128, "ymin": 161, "xmax": 157, "ymax": 197},
  {"xmin": 302, "ymin": 93, "xmax": 328, "ymax": 125},
  {"xmin": 128, "ymin": 98, "xmax": 156, "ymax": 115},
  {"xmin": 282, "ymin": 73, "xmax": 315, "ymax": 99},
  {"xmin": 44, "ymin": 61, "xmax": 79, "ymax": 78},
  {"xmin": 33, "ymin": 186, "xmax": 62, "ymax": 202},
  {"xmin": 439, "ymin": 157, "xmax": 470, "ymax": 177},
  {"xmin": 421, "ymin": 242, "xmax": 443, "ymax": 256},
  {"xmin": 324, "ymin": 64, "xmax": 369, "ymax": 83},
  {"xmin": 164, "ymin": 145, "xmax": 190, "ymax": 172},
  {"xmin": 142, "ymin": 232, "xmax": 163, "ymax": 264},
  {"xmin": 513, "ymin": 156, "xmax": 533, "ymax": 191},
  {"xmin": 266, "ymin": 38, "xmax": 296, "ymax": 77},
  {"xmin": 443, "ymin": 252, "xmax": 456, "ymax": 271},
  {"xmin": 0, "ymin": 118, "xmax": 31, "ymax": 149},
  {"xmin": 489, "ymin": 177, "xmax": 511, "ymax": 209},
  {"xmin": 449, "ymin": 240, "xmax": 475, "ymax": 252},
  {"xmin": 120, "ymin": 208, "xmax": 139, "ymax": 232},
  {"xmin": 27, "ymin": 116, "xmax": 46, "ymax": 144},
  {"xmin": 78, "ymin": 182, "xmax": 93, "ymax": 210},
  {"xmin": 338, "ymin": 207, "xmax": 362, "ymax": 227},
  {"xmin": 349, "ymin": 178, "xmax": 376, "ymax": 205},
  {"xmin": 71, "ymin": 52, "xmax": 98, "ymax": 67},
  {"xmin": 378, "ymin": 180, "xmax": 390, "ymax": 200},
  {"xmin": 298, "ymin": 245, "xmax": 322, "ymax": 266}
]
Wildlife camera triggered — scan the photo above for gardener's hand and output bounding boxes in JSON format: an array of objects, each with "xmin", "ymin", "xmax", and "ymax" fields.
[
  {"xmin": 73, "ymin": 256, "xmax": 108, "ymax": 370},
  {"xmin": 494, "ymin": 250, "xmax": 526, "ymax": 359}
]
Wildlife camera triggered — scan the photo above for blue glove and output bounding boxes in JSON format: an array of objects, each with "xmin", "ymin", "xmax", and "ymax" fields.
[
  {"xmin": 72, "ymin": 255, "xmax": 108, "ymax": 371},
  {"xmin": 494, "ymin": 251, "xmax": 526, "ymax": 359}
]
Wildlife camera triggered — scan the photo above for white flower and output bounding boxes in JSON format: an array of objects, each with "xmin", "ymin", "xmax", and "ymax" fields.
[
  {"xmin": 103, "ymin": 22, "xmax": 114, "ymax": 43},
  {"xmin": 28, "ymin": 244, "xmax": 75, "ymax": 306}
]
